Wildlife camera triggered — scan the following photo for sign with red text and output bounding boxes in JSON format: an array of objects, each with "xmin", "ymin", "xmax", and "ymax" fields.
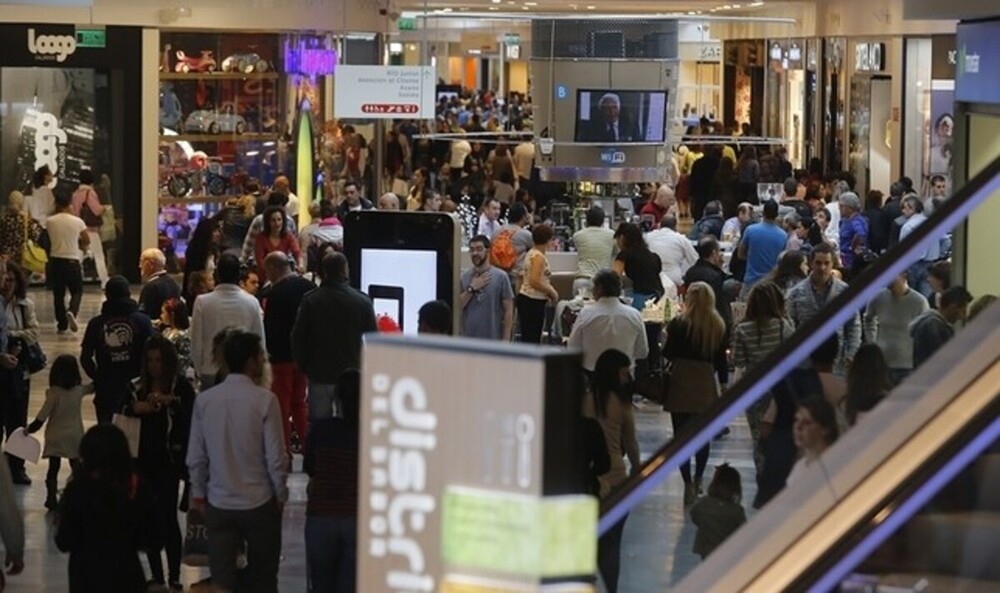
[{"xmin": 334, "ymin": 65, "xmax": 434, "ymax": 119}]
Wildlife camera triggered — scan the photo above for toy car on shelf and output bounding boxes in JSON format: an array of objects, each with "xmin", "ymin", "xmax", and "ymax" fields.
[
  {"xmin": 222, "ymin": 52, "xmax": 270, "ymax": 74},
  {"xmin": 184, "ymin": 105, "xmax": 247, "ymax": 134},
  {"xmin": 175, "ymin": 50, "xmax": 217, "ymax": 73}
]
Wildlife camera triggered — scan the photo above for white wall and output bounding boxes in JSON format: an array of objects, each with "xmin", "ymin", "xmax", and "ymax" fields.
[{"xmin": 965, "ymin": 114, "xmax": 1000, "ymax": 298}]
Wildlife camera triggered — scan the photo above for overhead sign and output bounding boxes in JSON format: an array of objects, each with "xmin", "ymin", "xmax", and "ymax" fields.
[
  {"xmin": 335, "ymin": 65, "xmax": 435, "ymax": 119},
  {"xmin": 855, "ymin": 42, "xmax": 885, "ymax": 72}
]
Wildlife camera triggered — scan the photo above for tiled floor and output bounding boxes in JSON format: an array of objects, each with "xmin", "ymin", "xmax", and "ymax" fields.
[{"xmin": 5, "ymin": 287, "xmax": 755, "ymax": 592}]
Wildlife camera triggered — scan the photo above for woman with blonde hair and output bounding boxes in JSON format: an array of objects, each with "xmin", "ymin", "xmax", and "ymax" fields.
[
  {"xmin": 662, "ymin": 281, "xmax": 727, "ymax": 504},
  {"xmin": 0, "ymin": 190, "xmax": 43, "ymax": 265}
]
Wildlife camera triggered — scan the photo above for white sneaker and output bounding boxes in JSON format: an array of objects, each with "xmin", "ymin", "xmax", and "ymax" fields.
[
  {"xmin": 66, "ymin": 312, "xmax": 78, "ymax": 333},
  {"xmin": 57, "ymin": 329, "xmax": 69, "ymax": 336}
]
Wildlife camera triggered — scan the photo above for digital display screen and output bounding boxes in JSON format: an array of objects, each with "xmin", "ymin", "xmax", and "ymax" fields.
[
  {"xmin": 360, "ymin": 249, "xmax": 438, "ymax": 335},
  {"xmin": 574, "ymin": 89, "xmax": 667, "ymax": 143}
]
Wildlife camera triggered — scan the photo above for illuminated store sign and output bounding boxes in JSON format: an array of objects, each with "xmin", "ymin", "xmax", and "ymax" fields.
[{"xmin": 283, "ymin": 39, "xmax": 336, "ymax": 79}]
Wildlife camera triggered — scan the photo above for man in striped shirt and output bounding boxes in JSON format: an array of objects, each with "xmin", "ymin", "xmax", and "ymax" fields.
[{"xmin": 786, "ymin": 243, "xmax": 861, "ymax": 367}]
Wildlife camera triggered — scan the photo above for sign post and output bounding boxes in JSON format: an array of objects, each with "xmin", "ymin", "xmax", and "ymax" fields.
[
  {"xmin": 334, "ymin": 65, "xmax": 436, "ymax": 120},
  {"xmin": 359, "ymin": 336, "xmax": 597, "ymax": 593}
]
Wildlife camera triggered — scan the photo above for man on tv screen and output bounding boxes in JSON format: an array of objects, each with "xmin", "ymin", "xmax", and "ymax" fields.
[{"xmin": 579, "ymin": 93, "xmax": 642, "ymax": 142}]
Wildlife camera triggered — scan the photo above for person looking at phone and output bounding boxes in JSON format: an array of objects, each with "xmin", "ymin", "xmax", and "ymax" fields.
[{"xmin": 459, "ymin": 235, "xmax": 514, "ymax": 341}]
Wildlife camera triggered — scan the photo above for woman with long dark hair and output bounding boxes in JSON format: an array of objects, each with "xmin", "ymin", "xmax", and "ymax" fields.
[
  {"xmin": 663, "ymin": 282, "xmax": 727, "ymax": 505},
  {"xmin": 125, "ymin": 336, "xmax": 196, "ymax": 592},
  {"xmin": 253, "ymin": 205, "xmax": 302, "ymax": 276},
  {"xmin": 786, "ymin": 396, "xmax": 840, "ymax": 484},
  {"xmin": 407, "ymin": 166, "xmax": 430, "ymax": 211},
  {"xmin": 55, "ymin": 424, "xmax": 161, "ymax": 592},
  {"xmin": 765, "ymin": 250, "xmax": 808, "ymax": 293},
  {"xmin": 613, "ymin": 222, "xmax": 663, "ymax": 311},
  {"xmin": 845, "ymin": 343, "xmax": 891, "ymax": 425},
  {"xmin": 182, "ymin": 216, "xmax": 221, "ymax": 304},
  {"xmin": 586, "ymin": 349, "xmax": 640, "ymax": 593}
]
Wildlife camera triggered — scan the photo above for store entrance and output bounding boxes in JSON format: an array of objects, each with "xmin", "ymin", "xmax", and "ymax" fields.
[
  {"xmin": 0, "ymin": 66, "xmax": 121, "ymax": 280},
  {"xmin": 849, "ymin": 74, "xmax": 892, "ymax": 196}
]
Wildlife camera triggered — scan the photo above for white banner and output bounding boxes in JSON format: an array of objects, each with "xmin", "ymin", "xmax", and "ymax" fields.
[{"xmin": 334, "ymin": 65, "xmax": 435, "ymax": 119}]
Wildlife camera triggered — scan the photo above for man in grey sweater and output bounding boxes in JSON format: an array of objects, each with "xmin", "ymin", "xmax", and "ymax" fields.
[{"xmin": 864, "ymin": 273, "xmax": 930, "ymax": 385}]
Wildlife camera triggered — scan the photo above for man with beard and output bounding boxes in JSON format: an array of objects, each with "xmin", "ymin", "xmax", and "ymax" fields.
[
  {"xmin": 187, "ymin": 329, "xmax": 288, "ymax": 593},
  {"xmin": 459, "ymin": 235, "xmax": 514, "ymax": 340}
]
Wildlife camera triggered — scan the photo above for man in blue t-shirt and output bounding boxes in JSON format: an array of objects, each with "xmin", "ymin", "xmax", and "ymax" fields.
[{"xmin": 737, "ymin": 200, "xmax": 787, "ymax": 299}]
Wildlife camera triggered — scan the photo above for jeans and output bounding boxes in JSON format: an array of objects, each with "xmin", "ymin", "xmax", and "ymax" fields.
[
  {"xmin": 205, "ymin": 499, "xmax": 282, "ymax": 593},
  {"xmin": 597, "ymin": 513, "xmax": 629, "ymax": 593},
  {"xmin": 671, "ymin": 412, "xmax": 710, "ymax": 484},
  {"xmin": 308, "ymin": 381, "xmax": 339, "ymax": 421},
  {"xmin": 143, "ymin": 470, "xmax": 182, "ymax": 585},
  {"xmin": 271, "ymin": 362, "xmax": 309, "ymax": 448},
  {"xmin": 50, "ymin": 258, "xmax": 83, "ymax": 331},
  {"xmin": 908, "ymin": 259, "xmax": 934, "ymax": 301},
  {"xmin": 305, "ymin": 516, "xmax": 357, "ymax": 593}
]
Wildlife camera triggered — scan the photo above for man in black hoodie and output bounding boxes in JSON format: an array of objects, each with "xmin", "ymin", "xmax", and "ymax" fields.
[{"xmin": 81, "ymin": 276, "xmax": 155, "ymax": 423}]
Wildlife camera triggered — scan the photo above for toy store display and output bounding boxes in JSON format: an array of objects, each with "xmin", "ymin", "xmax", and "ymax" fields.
[{"xmin": 157, "ymin": 32, "xmax": 285, "ymax": 261}]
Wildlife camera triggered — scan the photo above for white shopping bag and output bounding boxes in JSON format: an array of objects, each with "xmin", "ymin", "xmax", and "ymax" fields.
[{"xmin": 4, "ymin": 428, "xmax": 41, "ymax": 464}]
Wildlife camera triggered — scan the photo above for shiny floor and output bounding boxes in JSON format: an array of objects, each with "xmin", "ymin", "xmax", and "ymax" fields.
[{"xmin": 6, "ymin": 287, "xmax": 756, "ymax": 592}]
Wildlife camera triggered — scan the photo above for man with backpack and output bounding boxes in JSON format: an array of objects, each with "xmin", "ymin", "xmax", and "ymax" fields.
[{"xmin": 488, "ymin": 202, "xmax": 533, "ymax": 291}]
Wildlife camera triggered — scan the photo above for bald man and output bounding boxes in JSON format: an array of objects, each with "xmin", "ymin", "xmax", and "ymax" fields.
[
  {"xmin": 273, "ymin": 175, "xmax": 300, "ymax": 222},
  {"xmin": 377, "ymin": 192, "xmax": 400, "ymax": 210},
  {"xmin": 138, "ymin": 247, "xmax": 180, "ymax": 318},
  {"xmin": 639, "ymin": 184, "xmax": 678, "ymax": 228},
  {"xmin": 262, "ymin": 252, "xmax": 315, "ymax": 448}
]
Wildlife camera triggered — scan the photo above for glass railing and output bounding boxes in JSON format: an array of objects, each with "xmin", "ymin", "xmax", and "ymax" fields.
[
  {"xmin": 596, "ymin": 154, "xmax": 1000, "ymax": 590},
  {"xmin": 809, "ymin": 411, "xmax": 999, "ymax": 593}
]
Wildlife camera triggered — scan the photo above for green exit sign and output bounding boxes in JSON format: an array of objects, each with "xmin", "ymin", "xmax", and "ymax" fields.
[
  {"xmin": 75, "ymin": 29, "xmax": 106, "ymax": 48},
  {"xmin": 398, "ymin": 17, "xmax": 417, "ymax": 31}
]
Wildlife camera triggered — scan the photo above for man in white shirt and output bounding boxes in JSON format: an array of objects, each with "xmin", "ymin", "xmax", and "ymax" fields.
[
  {"xmin": 191, "ymin": 253, "xmax": 266, "ymax": 389},
  {"xmin": 568, "ymin": 270, "xmax": 648, "ymax": 373},
  {"xmin": 477, "ymin": 197, "xmax": 502, "ymax": 238},
  {"xmin": 572, "ymin": 205, "xmax": 615, "ymax": 284},
  {"xmin": 187, "ymin": 329, "xmax": 288, "ymax": 593},
  {"xmin": 644, "ymin": 215, "xmax": 698, "ymax": 287},
  {"xmin": 512, "ymin": 135, "xmax": 535, "ymax": 186},
  {"xmin": 46, "ymin": 192, "xmax": 90, "ymax": 334}
]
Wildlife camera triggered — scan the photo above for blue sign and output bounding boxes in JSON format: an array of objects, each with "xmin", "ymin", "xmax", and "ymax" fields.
[
  {"xmin": 599, "ymin": 149, "xmax": 626, "ymax": 165},
  {"xmin": 956, "ymin": 21, "xmax": 1000, "ymax": 104},
  {"xmin": 556, "ymin": 85, "xmax": 568, "ymax": 100}
]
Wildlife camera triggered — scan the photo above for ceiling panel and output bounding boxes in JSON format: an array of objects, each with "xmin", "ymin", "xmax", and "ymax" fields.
[{"xmin": 398, "ymin": 0, "xmax": 786, "ymax": 16}]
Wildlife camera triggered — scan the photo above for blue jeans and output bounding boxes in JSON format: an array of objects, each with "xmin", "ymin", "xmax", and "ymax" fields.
[
  {"xmin": 306, "ymin": 516, "xmax": 356, "ymax": 593},
  {"xmin": 908, "ymin": 260, "xmax": 934, "ymax": 301}
]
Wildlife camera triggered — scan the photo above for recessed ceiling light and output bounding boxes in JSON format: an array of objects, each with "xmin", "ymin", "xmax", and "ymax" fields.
[
  {"xmin": 491, "ymin": 0, "xmax": 501, "ymax": 3},
  {"xmin": 525, "ymin": 1, "xmax": 538, "ymax": 5},
  {"xmin": 586, "ymin": 4, "xmax": 595, "ymax": 8},
  {"xmin": 489, "ymin": 5, "xmax": 498, "ymax": 9}
]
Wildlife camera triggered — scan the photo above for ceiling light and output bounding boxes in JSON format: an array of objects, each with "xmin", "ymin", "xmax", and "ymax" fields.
[
  {"xmin": 489, "ymin": 5, "xmax": 498, "ymax": 9},
  {"xmin": 525, "ymin": 1, "xmax": 538, "ymax": 5},
  {"xmin": 491, "ymin": 0, "xmax": 501, "ymax": 3},
  {"xmin": 587, "ymin": 4, "xmax": 595, "ymax": 8}
]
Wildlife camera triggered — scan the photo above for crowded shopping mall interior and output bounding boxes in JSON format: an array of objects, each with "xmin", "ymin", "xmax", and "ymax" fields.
[{"xmin": 0, "ymin": 0, "xmax": 998, "ymax": 592}]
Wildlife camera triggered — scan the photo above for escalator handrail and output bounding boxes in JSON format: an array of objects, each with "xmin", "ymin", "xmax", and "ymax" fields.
[
  {"xmin": 800, "ymin": 410, "xmax": 1000, "ymax": 592},
  {"xmin": 599, "ymin": 154, "xmax": 1000, "ymax": 534}
]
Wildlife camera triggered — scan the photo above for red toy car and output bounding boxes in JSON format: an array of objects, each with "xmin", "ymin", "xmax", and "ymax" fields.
[{"xmin": 175, "ymin": 50, "xmax": 217, "ymax": 73}]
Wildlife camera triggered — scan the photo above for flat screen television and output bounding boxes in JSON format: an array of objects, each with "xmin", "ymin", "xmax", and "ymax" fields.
[{"xmin": 574, "ymin": 89, "xmax": 668, "ymax": 144}]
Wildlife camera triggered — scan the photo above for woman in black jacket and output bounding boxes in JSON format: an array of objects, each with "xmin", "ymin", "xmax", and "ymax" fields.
[
  {"xmin": 56, "ymin": 424, "xmax": 161, "ymax": 593},
  {"xmin": 126, "ymin": 336, "xmax": 196, "ymax": 592},
  {"xmin": 662, "ymin": 282, "xmax": 727, "ymax": 505}
]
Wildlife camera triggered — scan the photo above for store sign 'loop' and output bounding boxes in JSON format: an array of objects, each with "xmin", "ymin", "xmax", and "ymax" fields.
[{"xmin": 27, "ymin": 28, "xmax": 77, "ymax": 62}]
